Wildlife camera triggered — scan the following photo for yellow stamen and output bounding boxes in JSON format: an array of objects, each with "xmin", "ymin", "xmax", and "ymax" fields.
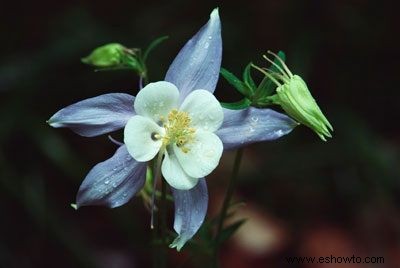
[{"xmin": 162, "ymin": 109, "xmax": 195, "ymax": 153}]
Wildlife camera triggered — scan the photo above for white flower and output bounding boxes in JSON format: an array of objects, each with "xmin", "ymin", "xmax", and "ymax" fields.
[{"xmin": 124, "ymin": 81, "xmax": 224, "ymax": 190}]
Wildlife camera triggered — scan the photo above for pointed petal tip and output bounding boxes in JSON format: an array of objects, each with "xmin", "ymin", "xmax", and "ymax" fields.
[
  {"xmin": 210, "ymin": 8, "xmax": 219, "ymax": 19},
  {"xmin": 46, "ymin": 116, "xmax": 57, "ymax": 126},
  {"xmin": 169, "ymin": 236, "xmax": 185, "ymax": 251}
]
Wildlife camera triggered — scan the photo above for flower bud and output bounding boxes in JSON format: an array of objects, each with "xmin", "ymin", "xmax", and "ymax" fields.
[
  {"xmin": 82, "ymin": 43, "xmax": 125, "ymax": 67},
  {"xmin": 253, "ymin": 51, "xmax": 333, "ymax": 141},
  {"xmin": 270, "ymin": 75, "xmax": 333, "ymax": 141},
  {"xmin": 82, "ymin": 43, "xmax": 142, "ymax": 72}
]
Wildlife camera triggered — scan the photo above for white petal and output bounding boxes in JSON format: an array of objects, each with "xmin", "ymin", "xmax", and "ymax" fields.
[
  {"xmin": 134, "ymin": 81, "xmax": 179, "ymax": 122},
  {"xmin": 161, "ymin": 149, "xmax": 199, "ymax": 190},
  {"xmin": 124, "ymin": 115, "xmax": 165, "ymax": 162},
  {"xmin": 180, "ymin": 90, "xmax": 223, "ymax": 132},
  {"xmin": 174, "ymin": 130, "xmax": 223, "ymax": 178}
]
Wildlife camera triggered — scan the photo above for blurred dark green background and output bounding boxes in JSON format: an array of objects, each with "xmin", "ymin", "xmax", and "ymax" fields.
[{"xmin": 1, "ymin": 0, "xmax": 399, "ymax": 267}]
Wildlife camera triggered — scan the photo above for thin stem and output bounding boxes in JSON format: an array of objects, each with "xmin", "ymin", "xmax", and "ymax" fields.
[
  {"xmin": 150, "ymin": 150, "xmax": 167, "ymax": 268},
  {"xmin": 139, "ymin": 76, "xmax": 144, "ymax": 89},
  {"xmin": 150, "ymin": 149, "xmax": 165, "ymax": 229},
  {"xmin": 159, "ymin": 177, "xmax": 168, "ymax": 268},
  {"xmin": 213, "ymin": 148, "xmax": 244, "ymax": 267}
]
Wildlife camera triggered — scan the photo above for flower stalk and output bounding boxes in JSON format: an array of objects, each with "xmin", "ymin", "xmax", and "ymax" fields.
[{"xmin": 213, "ymin": 148, "xmax": 244, "ymax": 267}]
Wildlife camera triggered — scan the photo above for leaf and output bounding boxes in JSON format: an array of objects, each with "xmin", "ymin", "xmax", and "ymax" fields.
[
  {"xmin": 256, "ymin": 50, "xmax": 286, "ymax": 97},
  {"xmin": 242, "ymin": 63, "xmax": 256, "ymax": 93},
  {"xmin": 216, "ymin": 219, "xmax": 246, "ymax": 245},
  {"xmin": 220, "ymin": 98, "xmax": 251, "ymax": 110},
  {"xmin": 220, "ymin": 68, "xmax": 251, "ymax": 97},
  {"xmin": 143, "ymin": 36, "xmax": 169, "ymax": 62}
]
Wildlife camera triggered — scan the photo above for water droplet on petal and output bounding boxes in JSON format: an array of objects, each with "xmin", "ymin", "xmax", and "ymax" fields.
[{"xmin": 104, "ymin": 180, "xmax": 110, "ymax": 185}]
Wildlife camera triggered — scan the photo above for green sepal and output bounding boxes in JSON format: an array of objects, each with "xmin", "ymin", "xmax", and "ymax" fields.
[
  {"xmin": 215, "ymin": 219, "xmax": 246, "ymax": 245},
  {"xmin": 220, "ymin": 68, "xmax": 252, "ymax": 97},
  {"xmin": 255, "ymin": 50, "xmax": 286, "ymax": 98},
  {"xmin": 242, "ymin": 63, "xmax": 256, "ymax": 93},
  {"xmin": 220, "ymin": 98, "xmax": 251, "ymax": 110},
  {"xmin": 143, "ymin": 36, "xmax": 169, "ymax": 62}
]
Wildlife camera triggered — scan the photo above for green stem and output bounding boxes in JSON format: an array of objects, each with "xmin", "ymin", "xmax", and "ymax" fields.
[
  {"xmin": 151, "ymin": 150, "xmax": 168, "ymax": 268},
  {"xmin": 213, "ymin": 148, "xmax": 244, "ymax": 267},
  {"xmin": 160, "ymin": 177, "xmax": 168, "ymax": 268}
]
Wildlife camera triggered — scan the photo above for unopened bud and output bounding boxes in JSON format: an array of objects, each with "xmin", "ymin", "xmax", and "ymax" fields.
[{"xmin": 253, "ymin": 51, "xmax": 333, "ymax": 141}]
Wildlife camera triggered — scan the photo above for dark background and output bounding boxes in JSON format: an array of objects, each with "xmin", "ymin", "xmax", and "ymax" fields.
[{"xmin": 1, "ymin": 0, "xmax": 399, "ymax": 267}]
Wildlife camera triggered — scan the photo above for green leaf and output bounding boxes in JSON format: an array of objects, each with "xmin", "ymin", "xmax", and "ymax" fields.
[
  {"xmin": 217, "ymin": 219, "xmax": 246, "ymax": 245},
  {"xmin": 143, "ymin": 35, "xmax": 169, "ymax": 62},
  {"xmin": 256, "ymin": 50, "xmax": 286, "ymax": 97},
  {"xmin": 220, "ymin": 98, "xmax": 251, "ymax": 110},
  {"xmin": 242, "ymin": 63, "xmax": 256, "ymax": 93},
  {"xmin": 220, "ymin": 68, "xmax": 251, "ymax": 97}
]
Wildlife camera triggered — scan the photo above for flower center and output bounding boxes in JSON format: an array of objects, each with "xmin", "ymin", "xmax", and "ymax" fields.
[{"xmin": 162, "ymin": 109, "xmax": 195, "ymax": 153}]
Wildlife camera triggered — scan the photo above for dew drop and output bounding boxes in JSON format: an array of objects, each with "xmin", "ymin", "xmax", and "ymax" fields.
[
  {"xmin": 251, "ymin": 116, "xmax": 259, "ymax": 123},
  {"xmin": 104, "ymin": 180, "xmax": 110, "ymax": 185},
  {"xmin": 208, "ymin": 36, "xmax": 212, "ymax": 40},
  {"xmin": 204, "ymin": 42, "xmax": 210, "ymax": 49}
]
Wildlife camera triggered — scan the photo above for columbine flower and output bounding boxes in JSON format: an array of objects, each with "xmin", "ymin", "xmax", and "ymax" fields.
[
  {"xmin": 254, "ymin": 51, "xmax": 333, "ymax": 141},
  {"xmin": 48, "ymin": 9, "xmax": 297, "ymax": 250},
  {"xmin": 124, "ymin": 81, "xmax": 223, "ymax": 190}
]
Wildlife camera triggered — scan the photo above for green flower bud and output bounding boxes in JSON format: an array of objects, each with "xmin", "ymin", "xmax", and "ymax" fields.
[
  {"xmin": 253, "ymin": 51, "xmax": 333, "ymax": 141},
  {"xmin": 82, "ymin": 43, "xmax": 125, "ymax": 67},
  {"xmin": 81, "ymin": 43, "xmax": 142, "ymax": 72}
]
